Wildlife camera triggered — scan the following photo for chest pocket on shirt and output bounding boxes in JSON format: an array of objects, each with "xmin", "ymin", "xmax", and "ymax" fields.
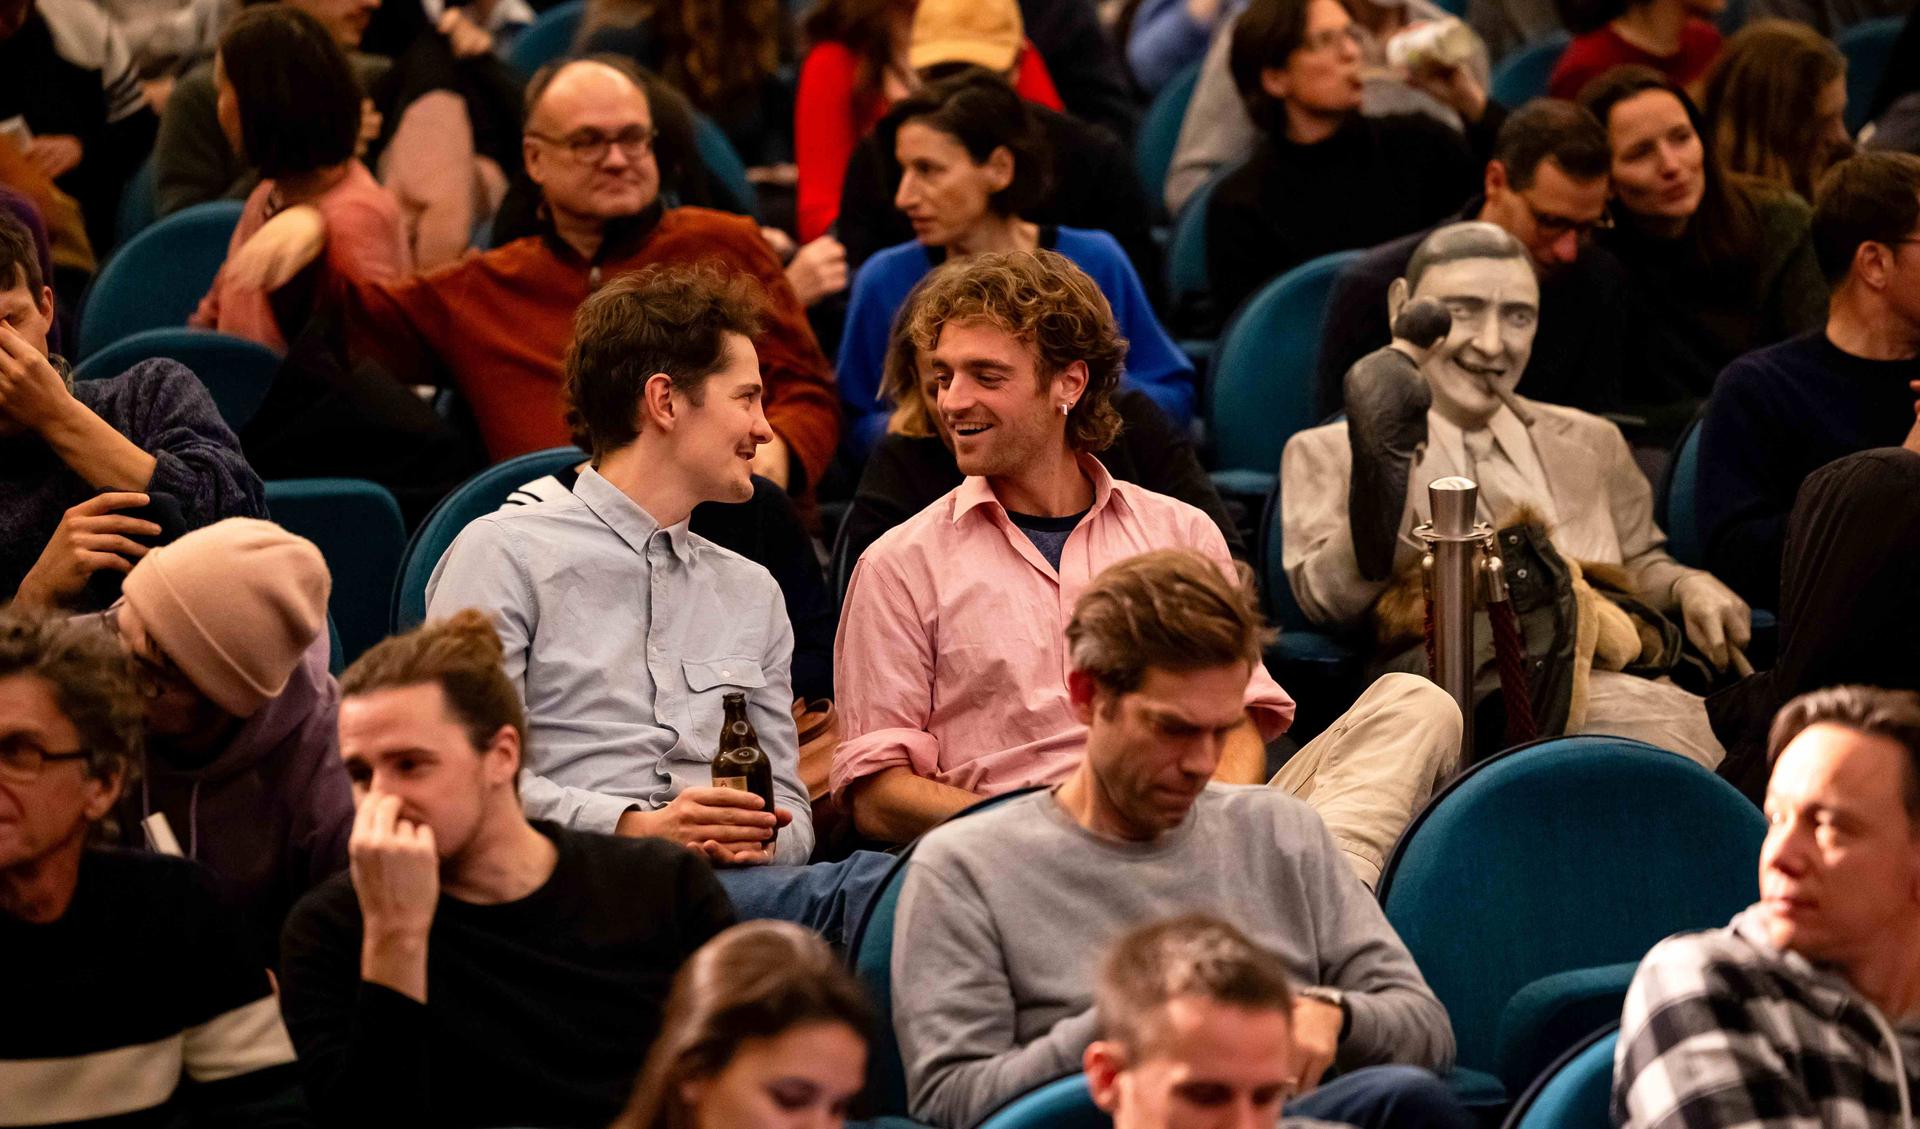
[{"xmin": 683, "ymin": 658, "xmax": 768, "ymax": 693}]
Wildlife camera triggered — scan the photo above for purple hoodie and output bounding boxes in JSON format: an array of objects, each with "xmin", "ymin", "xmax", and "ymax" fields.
[{"xmin": 121, "ymin": 635, "xmax": 354, "ymax": 964}]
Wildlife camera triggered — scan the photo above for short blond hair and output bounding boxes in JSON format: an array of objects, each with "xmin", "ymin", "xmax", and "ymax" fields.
[
  {"xmin": 1066, "ymin": 549, "xmax": 1273, "ymax": 695},
  {"xmin": 904, "ymin": 249, "xmax": 1126, "ymax": 451}
]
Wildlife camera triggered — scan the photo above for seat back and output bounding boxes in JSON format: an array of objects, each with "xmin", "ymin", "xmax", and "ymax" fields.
[
  {"xmin": 116, "ymin": 157, "xmax": 159, "ymax": 250},
  {"xmin": 1206, "ymin": 250, "xmax": 1360, "ymax": 476},
  {"xmin": 847, "ymin": 790, "xmax": 1037, "ymax": 1120},
  {"xmin": 1489, "ymin": 31, "xmax": 1571, "ymax": 107},
  {"xmin": 267, "ymin": 479, "xmax": 407, "ymax": 664},
  {"xmin": 1659, "ymin": 417, "xmax": 1705, "ymax": 568},
  {"xmin": 391, "ymin": 447, "xmax": 588, "ymax": 632},
  {"xmin": 1840, "ymin": 16, "xmax": 1904, "ymax": 132},
  {"xmin": 1133, "ymin": 62, "xmax": 1204, "ymax": 216},
  {"xmin": 508, "ymin": 0, "xmax": 585, "ymax": 78},
  {"xmin": 1504, "ymin": 1027, "xmax": 1618, "ymax": 1129},
  {"xmin": 692, "ymin": 111, "xmax": 760, "ymax": 219},
  {"xmin": 977, "ymin": 1075, "xmax": 1107, "ymax": 1129},
  {"xmin": 71, "ymin": 327, "xmax": 282, "ymax": 432},
  {"xmin": 1165, "ymin": 172, "xmax": 1226, "ymax": 317},
  {"xmin": 1377, "ymin": 736, "xmax": 1763, "ymax": 1088},
  {"xmin": 77, "ymin": 200, "xmax": 245, "ymax": 359}
]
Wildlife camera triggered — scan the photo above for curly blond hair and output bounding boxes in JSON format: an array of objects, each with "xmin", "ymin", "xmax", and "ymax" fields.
[{"xmin": 903, "ymin": 249, "xmax": 1127, "ymax": 452}]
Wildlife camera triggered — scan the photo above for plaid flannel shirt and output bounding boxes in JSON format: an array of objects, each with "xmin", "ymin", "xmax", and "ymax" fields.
[{"xmin": 1614, "ymin": 908, "xmax": 1920, "ymax": 1128}]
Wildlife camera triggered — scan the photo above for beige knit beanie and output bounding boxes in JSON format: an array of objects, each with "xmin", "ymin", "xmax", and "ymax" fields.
[{"xmin": 120, "ymin": 518, "xmax": 332, "ymax": 718}]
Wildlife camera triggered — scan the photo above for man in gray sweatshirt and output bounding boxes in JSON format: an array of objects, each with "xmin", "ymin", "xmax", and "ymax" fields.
[{"xmin": 891, "ymin": 548, "xmax": 1469, "ymax": 1129}]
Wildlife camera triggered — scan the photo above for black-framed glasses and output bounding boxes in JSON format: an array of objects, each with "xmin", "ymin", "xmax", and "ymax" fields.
[
  {"xmin": 527, "ymin": 125, "xmax": 656, "ymax": 164},
  {"xmin": 1521, "ymin": 195, "xmax": 1614, "ymax": 241},
  {"xmin": 98, "ymin": 604, "xmax": 191, "ymax": 700},
  {"xmin": 0, "ymin": 734, "xmax": 90, "ymax": 781}
]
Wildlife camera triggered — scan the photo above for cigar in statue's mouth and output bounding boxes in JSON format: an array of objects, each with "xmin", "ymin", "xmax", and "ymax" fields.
[{"xmin": 1490, "ymin": 383, "xmax": 1535, "ymax": 427}]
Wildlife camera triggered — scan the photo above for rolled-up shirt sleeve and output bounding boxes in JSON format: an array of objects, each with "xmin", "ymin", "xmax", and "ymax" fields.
[{"xmin": 831, "ymin": 552, "xmax": 944, "ymax": 804}]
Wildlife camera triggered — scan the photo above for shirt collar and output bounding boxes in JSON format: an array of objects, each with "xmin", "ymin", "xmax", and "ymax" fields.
[
  {"xmin": 573, "ymin": 465, "xmax": 694, "ymax": 564},
  {"xmin": 1428, "ymin": 404, "xmax": 1531, "ymax": 464},
  {"xmin": 536, "ymin": 201, "xmax": 664, "ymax": 266},
  {"xmin": 952, "ymin": 452, "xmax": 1118, "ymax": 526}
]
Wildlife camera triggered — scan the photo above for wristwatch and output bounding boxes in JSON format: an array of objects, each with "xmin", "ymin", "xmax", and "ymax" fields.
[{"xmin": 1299, "ymin": 985, "xmax": 1351, "ymax": 1041}]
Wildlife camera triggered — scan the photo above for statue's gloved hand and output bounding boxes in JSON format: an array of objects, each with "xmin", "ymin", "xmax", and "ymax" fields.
[{"xmin": 1345, "ymin": 345, "xmax": 1432, "ymax": 581}]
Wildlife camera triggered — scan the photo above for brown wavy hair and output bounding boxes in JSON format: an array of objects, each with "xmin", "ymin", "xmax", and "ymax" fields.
[
  {"xmin": 903, "ymin": 249, "xmax": 1127, "ymax": 451},
  {"xmin": 1703, "ymin": 20, "xmax": 1850, "ymax": 201},
  {"xmin": 580, "ymin": 0, "xmax": 784, "ymax": 111},
  {"xmin": 1066, "ymin": 549, "xmax": 1273, "ymax": 697},
  {"xmin": 612, "ymin": 921, "xmax": 875, "ymax": 1129},
  {"xmin": 0, "ymin": 607, "xmax": 141, "ymax": 787}
]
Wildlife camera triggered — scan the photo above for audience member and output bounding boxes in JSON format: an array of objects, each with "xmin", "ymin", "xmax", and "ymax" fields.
[
  {"xmin": 838, "ymin": 71, "xmax": 1192, "ymax": 453},
  {"xmin": 1285, "ymin": 222, "xmax": 1748, "ymax": 763},
  {"xmin": 0, "ymin": 606, "xmax": 305, "ymax": 1126},
  {"xmin": 612, "ymin": 921, "xmax": 874, "ymax": 1129},
  {"xmin": 1013, "ymin": 0, "xmax": 1138, "ymax": 140},
  {"xmin": 1616, "ymin": 685, "xmax": 1920, "ymax": 1126},
  {"xmin": 0, "ymin": 0, "xmax": 156, "ymax": 254},
  {"xmin": 835, "ymin": 66, "xmax": 1157, "ymax": 282},
  {"xmin": 190, "ymin": 4, "xmax": 411, "ymax": 351},
  {"xmin": 1698, "ymin": 152, "xmax": 1920, "ymax": 610},
  {"xmin": 1205, "ymin": 0, "xmax": 1479, "ymax": 325},
  {"xmin": 1582, "ymin": 67, "xmax": 1826, "ymax": 426},
  {"xmin": 279, "ymin": 609, "xmax": 735, "ymax": 1126},
  {"xmin": 793, "ymin": 0, "xmax": 1062, "ymax": 243},
  {"xmin": 1087, "ymin": 915, "xmax": 1350, "ymax": 1129},
  {"xmin": 105, "ymin": 518, "xmax": 352, "ymax": 962},
  {"xmin": 1162, "ymin": 0, "xmax": 1494, "ymax": 216},
  {"xmin": 1701, "ymin": 20, "xmax": 1851, "ymax": 202},
  {"xmin": 577, "ymin": 0, "xmax": 792, "ymax": 171},
  {"xmin": 1709, "ymin": 448, "xmax": 1920, "ymax": 801},
  {"xmin": 842, "ymin": 290, "xmax": 1244, "ymax": 568},
  {"xmin": 837, "ymin": 253, "xmax": 1462, "ymax": 881},
  {"xmin": 1317, "ymin": 97, "xmax": 1638, "ymax": 419},
  {"xmin": 0, "ymin": 213, "xmax": 265, "ymax": 611},
  {"xmin": 1862, "ymin": 9, "xmax": 1920, "ymax": 154},
  {"xmin": 153, "ymin": 0, "xmax": 387, "ymax": 217},
  {"xmin": 1748, "ymin": 0, "xmax": 1909, "ymax": 35},
  {"xmin": 890, "ymin": 548, "xmax": 1466, "ymax": 1129},
  {"xmin": 1467, "ymin": 0, "xmax": 1562, "ymax": 65},
  {"xmin": 239, "ymin": 57, "xmax": 838, "ymax": 491},
  {"xmin": 1548, "ymin": 0, "xmax": 1722, "ymax": 102}
]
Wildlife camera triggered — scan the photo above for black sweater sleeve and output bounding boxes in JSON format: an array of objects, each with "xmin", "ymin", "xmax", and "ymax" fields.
[
  {"xmin": 1110, "ymin": 391, "xmax": 1249, "ymax": 560},
  {"xmin": 1698, "ymin": 361, "xmax": 1790, "ymax": 609}
]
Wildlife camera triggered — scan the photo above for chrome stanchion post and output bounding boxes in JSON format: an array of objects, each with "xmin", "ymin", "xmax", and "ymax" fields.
[{"xmin": 1413, "ymin": 476, "xmax": 1491, "ymax": 755}]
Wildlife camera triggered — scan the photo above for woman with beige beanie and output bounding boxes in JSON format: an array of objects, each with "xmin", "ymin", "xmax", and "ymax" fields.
[{"xmin": 105, "ymin": 516, "xmax": 355, "ymax": 962}]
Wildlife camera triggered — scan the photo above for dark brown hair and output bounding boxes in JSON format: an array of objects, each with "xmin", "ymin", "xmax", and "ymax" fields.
[
  {"xmin": 1769, "ymin": 685, "xmax": 1920, "ymax": 819},
  {"xmin": 578, "ymin": 0, "xmax": 784, "ymax": 112},
  {"xmin": 1096, "ymin": 914, "xmax": 1295, "ymax": 1060},
  {"xmin": 1492, "ymin": 98, "xmax": 1611, "ymax": 190},
  {"xmin": 0, "ymin": 607, "xmax": 141, "ymax": 785},
  {"xmin": 342, "ymin": 609, "xmax": 527, "ymax": 755},
  {"xmin": 878, "ymin": 67, "xmax": 1051, "ymax": 219},
  {"xmin": 803, "ymin": 0, "xmax": 907, "ymax": 110},
  {"xmin": 613, "ymin": 921, "xmax": 875, "ymax": 1129},
  {"xmin": 1811, "ymin": 151, "xmax": 1920, "ymax": 283},
  {"xmin": 1703, "ymin": 20, "xmax": 1849, "ymax": 202},
  {"xmin": 562, "ymin": 263, "xmax": 764, "ymax": 460},
  {"xmin": 904, "ymin": 249, "xmax": 1126, "ymax": 451},
  {"xmin": 0, "ymin": 209, "xmax": 45, "ymax": 295},
  {"xmin": 1228, "ymin": 0, "xmax": 1315, "ymax": 136},
  {"xmin": 1067, "ymin": 549, "xmax": 1274, "ymax": 696},
  {"xmin": 218, "ymin": 4, "xmax": 362, "ymax": 180}
]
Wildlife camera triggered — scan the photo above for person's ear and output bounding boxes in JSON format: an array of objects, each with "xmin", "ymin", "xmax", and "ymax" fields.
[
  {"xmin": 639, "ymin": 371, "xmax": 678, "ymax": 432},
  {"xmin": 1386, "ymin": 277, "xmax": 1411, "ymax": 326},
  {"xmin": 523, "ymin": 136, "xmax": 546, "ymax": 188},
  {"xmin": 1259, "ymin": 65, "xmax": 1290, "ymax": 103},
  {"xmin": 678, "ymin": 1077, "xmax": 709, "ymax": 1113},
  {"xmin": 983, "ymin": 145, "xmax": 1016, "ymax": 193},
  {"xmin": 1067, "ymin": 669, "xmax": 1099, "ymax": 725},
  {"xmin": 81, "ymin": 765, "xmax": 125, "ymax": 823},
  {"xmin": 1857, "ymin": 241, "xmax": 1892, "ymax": 291},
  {"xmin": 1084, "ymin": 1040, "xmax": 1127, "ymax": 1113},
  {"xmin": 1483, "ymin": 159, "xmax": 1509, "ymax": 200},
  {"xmin": 482, "ymin": 724, "xmax": 521, "ymax": 786},
  {"xmin": 34, "ymin": 284, "xmax": 53, "ymax": 326},
  {"xmin": 1053, "ymin": 359, "xmax": 1090, "ymax": 411}
]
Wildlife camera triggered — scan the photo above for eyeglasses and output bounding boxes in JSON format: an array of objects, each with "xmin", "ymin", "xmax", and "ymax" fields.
[
  {"xmin": 99, "ymin": 604, "xmax": 191, "ymax": 700},
  {"xmin": 0, "ymin": 734, "xmax": 90, "ymax": 781},
  {"xmin": 1298, "ymin": 24, "xmax": 1362, "ymax": 53},
  {"xmin": 1519, "ymin": 194, "xmax": 1614, "ymax": 241},
  {"xmin": 527, "ymin": 125, "xmax": 656, "ymax": 164}
]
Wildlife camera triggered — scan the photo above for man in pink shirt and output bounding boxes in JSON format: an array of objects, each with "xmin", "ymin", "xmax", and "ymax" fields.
[{"xmin": 833, "ymin": 249, "xmax": 1463, "ymax": 886}]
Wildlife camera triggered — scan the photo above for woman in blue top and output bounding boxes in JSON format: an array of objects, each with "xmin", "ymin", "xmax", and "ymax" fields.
[{"xmin": 835, "ymin": 68, "xmax": 1195, "ymax": 456}]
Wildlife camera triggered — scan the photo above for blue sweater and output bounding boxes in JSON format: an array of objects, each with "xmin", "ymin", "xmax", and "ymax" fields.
[{"xmin": 836, "ymin": 226, "xmax": 1196, "ymax": 455}]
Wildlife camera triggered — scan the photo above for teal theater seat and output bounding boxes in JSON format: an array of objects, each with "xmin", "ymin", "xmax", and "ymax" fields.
[
  {"xmin": 72, "ymin": 327, "xmax": 281, "ymax": 433},
  {"xmin": 267, "ymin": 478, "xmax": 407, "ymax": 664},
  {"xmin": 77, "ymin": 200, "xmax": 245, "ymax": 359}
]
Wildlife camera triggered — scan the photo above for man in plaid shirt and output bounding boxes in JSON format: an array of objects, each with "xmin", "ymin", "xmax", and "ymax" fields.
[{"xmin": 1614, "ymin": 684, "xmax": 1920, "ymax": 1128}]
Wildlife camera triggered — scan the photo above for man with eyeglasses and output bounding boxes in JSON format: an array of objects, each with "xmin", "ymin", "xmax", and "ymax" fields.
[
  {"xmin": 225, "ymin": 55, "xmax": 839, "ymax": 499},
  {"xmin": 0, "ymin": 605, "xmax": 307, "ymax": 1127},
  {"xmin": 1317, "ymin": 98, "xmax": 1647, "ymax": 420},
  {"xmin": 1201, "ymin": 0, "xmax": 1479, "ymax": 331},
  {"xmin": 1697, "ymin": 152, "xmax": 1920, "ymax": 612},
  {"xmin": 103, "ymin": 516, "xmax": 353, "ymax": 964}
]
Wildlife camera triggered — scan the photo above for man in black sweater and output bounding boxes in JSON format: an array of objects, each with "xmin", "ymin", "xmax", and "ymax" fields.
[
  {"xmin": 1698, "ymin": 152, "xmax": 1920, "ymax": 611},
  {"xmin": 1315, "ymin": 99, "xmax": 1632, "ymax": 421},
  {"xmin": 1204, "ymin": 0, "xmax": 1476, "ymax": 331},
  {"xmin": 278, "ymin": 611, "xmax": 735, "ymax": 1128}
]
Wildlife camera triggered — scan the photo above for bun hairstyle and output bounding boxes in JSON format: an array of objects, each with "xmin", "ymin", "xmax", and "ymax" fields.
[
  {"xmin": 341, "ymin": 609, "xmax": 525, "ymax": 752},
  {"xmin": 613, "ymin": 921, "xmax": 875, "ymax": 1129}
]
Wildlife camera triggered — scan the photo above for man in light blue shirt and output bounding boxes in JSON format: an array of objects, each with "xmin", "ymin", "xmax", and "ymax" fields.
[{"xmin": 427, "ymin": 264, "xmax": 886, "ymax": 935}]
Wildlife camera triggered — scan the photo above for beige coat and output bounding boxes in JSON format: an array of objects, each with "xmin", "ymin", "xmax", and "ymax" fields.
[{"xmin": 1281, "ymin": 395, "xmax": 1700, "ymax": 631}]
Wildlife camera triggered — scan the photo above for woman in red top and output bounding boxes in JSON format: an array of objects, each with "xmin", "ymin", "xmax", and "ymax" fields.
[
  {"xmin": 794, "ymin": 0, "xmax": 1063, "ymax": 242},
  {"xmin": 1548, "ymin": 0, "xmax": 1723, "ymax": 102}
]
